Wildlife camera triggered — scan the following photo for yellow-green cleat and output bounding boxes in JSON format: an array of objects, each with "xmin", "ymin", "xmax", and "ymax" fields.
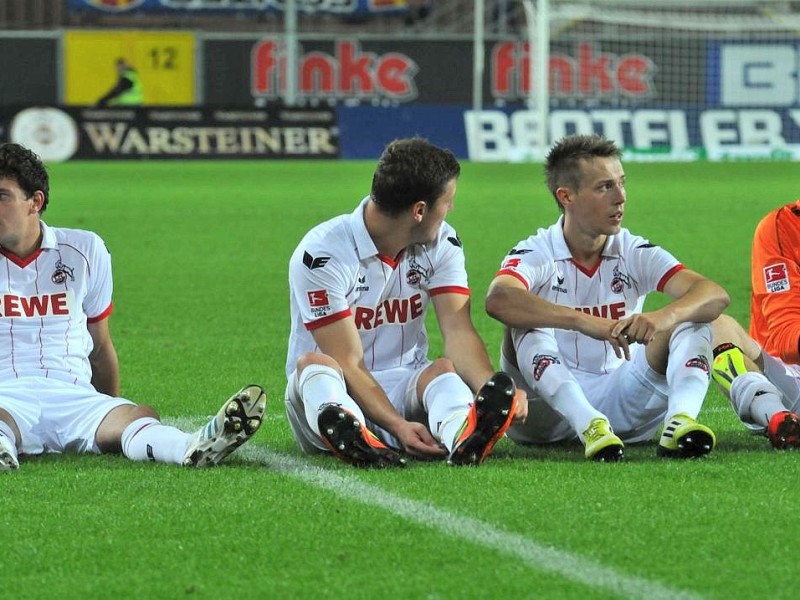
[
  {"xmin": 657, "ymin": 413, "xmax": 715, "ymax": 458},
  {"xmin": 582, "ymin": 417, "xmax": 624, "ymax": 462},
  {"xmin": 712, "ymin": 342, "xmax": 747, "ymax": 394}
]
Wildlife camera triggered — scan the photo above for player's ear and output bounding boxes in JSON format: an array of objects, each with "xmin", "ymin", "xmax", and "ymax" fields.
[
  {"xmin": 555, "ymin": 187, "xmax": 572, "ymax": 208},
  {"xmin": 412, "ymin": 200, "xmax": 426, "ymax": 222},
  {"xmin": 30, "ymin": 190, "xmax": 45, "ymax": 214}
]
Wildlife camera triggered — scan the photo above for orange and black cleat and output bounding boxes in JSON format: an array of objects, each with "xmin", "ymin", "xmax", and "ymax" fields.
[
  {"xmin": 767, "ymin": 410, "xmax": 800, "ymax": 450},
  {"xmin": 318, "ymin": 404, "xmax": 406, "ymax": 468},
  {"xmin": 447, "ymin": 372, "xmax": 517, "ymax": 466}
]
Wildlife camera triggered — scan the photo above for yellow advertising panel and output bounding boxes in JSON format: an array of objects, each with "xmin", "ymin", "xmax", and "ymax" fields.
[{"xmin": 65, "ymin": 30, "xmax": 195, "ymax": 106}]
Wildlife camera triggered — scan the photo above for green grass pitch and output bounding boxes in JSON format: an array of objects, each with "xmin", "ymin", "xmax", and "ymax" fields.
[{"xmin": 3, "ymin": 159, "xmax": 797, "ymax": 599}]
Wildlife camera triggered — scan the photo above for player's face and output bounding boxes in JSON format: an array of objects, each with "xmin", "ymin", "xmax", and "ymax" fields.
[
  {"xmin": 412, "ymin": 178, "xmax": 456, "ymax": 244},
  {"xmin": 0, "ymin": 178, "xmax": 40, "ymax": 254},
  {"xmin": 563, "ymin": 157, "xmax": 625, "ymax": 238}
]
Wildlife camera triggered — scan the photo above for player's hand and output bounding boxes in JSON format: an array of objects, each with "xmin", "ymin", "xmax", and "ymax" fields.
[
  {"xmin": 395, "ymin": 421, "xmax": 447, "ymax": 459},
  {"xmin": 512, "ymin": 388, "xmax": 528, "ymax": 423},
  {"xmin": 579, "ymin": 315, "xmax": 632, "ymax": 360},
  {"xmin": 611, "ymin": 313, "xmax": 668, "ymax": 347}
]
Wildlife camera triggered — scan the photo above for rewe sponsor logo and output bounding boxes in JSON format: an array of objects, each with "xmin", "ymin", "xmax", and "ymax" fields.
[
  {"xmin": 0, "ymin": 292, "xmax": 73, "ymax": 318},
  {"xmin": 574, "ymin": 301, "xmax": 626, "ymax": 320},
  {"xmin": 354, "ymin": 293, "xmax": 423, "ymax": 330},
  {"xmin": 252, "ymin": 40, "xmax": 419, "ymax": 102}
]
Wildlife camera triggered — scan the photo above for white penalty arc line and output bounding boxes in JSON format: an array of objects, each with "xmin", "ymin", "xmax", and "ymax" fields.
[{"xmin": 238, "ymin": 445, "xmax": 703, "ymax": 600}]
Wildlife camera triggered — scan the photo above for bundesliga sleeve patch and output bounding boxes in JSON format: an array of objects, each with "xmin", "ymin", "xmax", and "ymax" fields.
[
  {"xmin": 764, "ymin": 263, "xmax": 790, "ymax": 293},
  {"xmin": 307, "ymin": 290, "xmax": 330, "ymax": 308}
]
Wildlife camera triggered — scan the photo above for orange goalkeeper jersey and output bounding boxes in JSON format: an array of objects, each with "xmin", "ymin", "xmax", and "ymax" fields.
[{"xmin": 750, "ymin": 200, "xmax": 800, "ymax": 364}]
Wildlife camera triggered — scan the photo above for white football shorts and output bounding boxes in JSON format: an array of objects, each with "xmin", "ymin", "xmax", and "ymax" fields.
[
  {"xmin": 502, "ymin": 341, "xmax": 671, "ymax": 445},
  {"xmin": 284, "ymin": 361, "xmax": 431, "ymax": 453},
  {"xmin": 0, "ymin": 377, "xmax": 134, "ymax": 455}
]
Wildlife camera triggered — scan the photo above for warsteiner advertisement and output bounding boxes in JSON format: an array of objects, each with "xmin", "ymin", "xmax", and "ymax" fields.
[{"xmin": 1, "ymin": 105, "xmax": 338, "ymax": 161}]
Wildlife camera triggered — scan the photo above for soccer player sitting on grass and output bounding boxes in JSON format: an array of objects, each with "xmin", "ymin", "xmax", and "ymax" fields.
[
  {"xmin": 710, "ymin": 199, "xmax": 800, "ymax": 449},
  {"xmin": 284, "ymin": 137, "xmax": 527, "ymax": 468},
  {"xmin": 0, "ymin": 143, "xmax": 265, "ymax": 472},
  {"xmin": 485, "ymin": 134, "xmax": 729, "ymax": 461}
]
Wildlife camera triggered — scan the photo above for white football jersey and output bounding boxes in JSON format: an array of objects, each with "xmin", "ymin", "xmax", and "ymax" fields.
[
  {"xmin": 497, "ymin": 216, "xmax": 683, "ymax": 375},
  {"xmin": 286, "ymin": 197, "xmax": 469, "ymax": 375},
  {"xmin": 0, "ymin": 222, "xmax": 112, "ymax": 385}
]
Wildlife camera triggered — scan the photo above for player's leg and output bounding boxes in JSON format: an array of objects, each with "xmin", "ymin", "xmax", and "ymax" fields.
[
  {"xmin": 590, "ymin": 349, "xmax": 667, "ymax": 445},
  {"xmin": 411, "ymin": 359, "xmax": 517, "ymax": 466},
  {"xmin": 644, "ymin": 322, "xmax": 715, "ymax": 458},
  {"xmin": 756, "ymin": 353, "xmax": 800, "ymax": 448},
  {"xmin": 710, "ymin": 314, "xmax": 800, "ymax": 449},
  {"xmin": 288, "ymin": 352, "xmax": 404, "ymax": 468},
  {"xmin": 512, "ymin": 329, "xmax": 623, "ymax": 461},
  {"xmin": 500, "ymin": 353, "xmax": 575, "ymax": 446},
  {"xmin": 713, "ymin": 345, "xmax": 800, "ymax": 448},
  {"xmin": 95, "ymin": 385, "xmax": 267, "ymax": 467}
]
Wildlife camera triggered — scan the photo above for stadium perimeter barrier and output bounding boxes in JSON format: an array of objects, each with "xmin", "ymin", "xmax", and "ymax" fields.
[{"xmin": 4, "ymin": 1, "xmax": 800, "ymax": 162}]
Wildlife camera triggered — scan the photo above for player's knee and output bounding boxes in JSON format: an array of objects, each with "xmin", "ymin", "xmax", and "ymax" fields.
[
  {"xmin": 297, "ymin": 352, "xmax": 339, "ymax": 373},
  {"xmin": 105, "ymin": 403, "xmax": 160, "ymax": 430},
  {"xmin": 426, "ymin": 358, "xmax": 456, "ymax": 379},
  {"xmin": 669, "ymin": 321, "xmax": 712, "ymax": 344},
  {"xmin": 131, "ymin": 404, "xmax": 160, "ymax": 421},
  {"xmin": 711, "ymin": 314, "xmax": 745, "ymax": 347},
  {"xmin": 95, "ymin": 403, "xmax": 160, "ymax": 454},
  {"xmin": 415, "ymin": 359, "xmax": 458, "ymax": 400}
]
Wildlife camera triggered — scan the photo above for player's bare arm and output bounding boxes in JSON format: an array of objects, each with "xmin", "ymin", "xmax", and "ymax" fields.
[
  {"xmin": 433, "ymin": 291, "xmax": 528, "ymax": 422},
  {"xmin": 433, "ymin": 292, "xmax": 496, "ymax": 391},
  {"xmin": 310, "ymin": 317, "xmax": 445, "ymax": 458},
  {"xmin": 87, "ymin": 319, "xmax": 121, "ymax": 397},
  {"xmin": 610, "ymin": 270, "xmax": 729, "ymax": 345},
  {"xmin": 486, "ymin": 274, "xmax": 632, "ymax": 359}
]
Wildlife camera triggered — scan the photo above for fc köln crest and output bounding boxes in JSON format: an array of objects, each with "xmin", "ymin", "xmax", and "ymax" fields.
[{"xmin": 51, "ymin": 260, "xmax": 75, "ymax": 285}]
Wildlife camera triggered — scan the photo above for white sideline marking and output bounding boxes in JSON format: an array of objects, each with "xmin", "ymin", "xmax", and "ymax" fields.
[
  {"xmin": 244, "ymin": 446, "xmax": 703, "ymax": 600},
  {"xmin": 172, "ymin": 417, "xmax": 701, "ymax": 600}
]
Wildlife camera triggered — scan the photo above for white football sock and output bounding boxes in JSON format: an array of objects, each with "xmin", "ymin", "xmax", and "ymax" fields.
[
  {"xmin": 665, "ymin": 322, "xmax": 712, "ymax": 420},
  {"xmin": 299, "ymin": 364, "xmax": 365, "ymax": 436},
  {"xmin": 526, "ymin": 353, "xmax": 605, "ymax": 440},
  {"xmin": 422, "ymin": 372, "xmax": 472, "ymax": 450},
  {"xmin": 121, "ymin": 417, "xmax": 190, "ymax": 464},
  {"xmin": 547, "ymin": 380, "xmax": 607, "ymax": 442},
  {"xmin": 730, "ymin": 371, "xmax": 787, "ymax": 429}
]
